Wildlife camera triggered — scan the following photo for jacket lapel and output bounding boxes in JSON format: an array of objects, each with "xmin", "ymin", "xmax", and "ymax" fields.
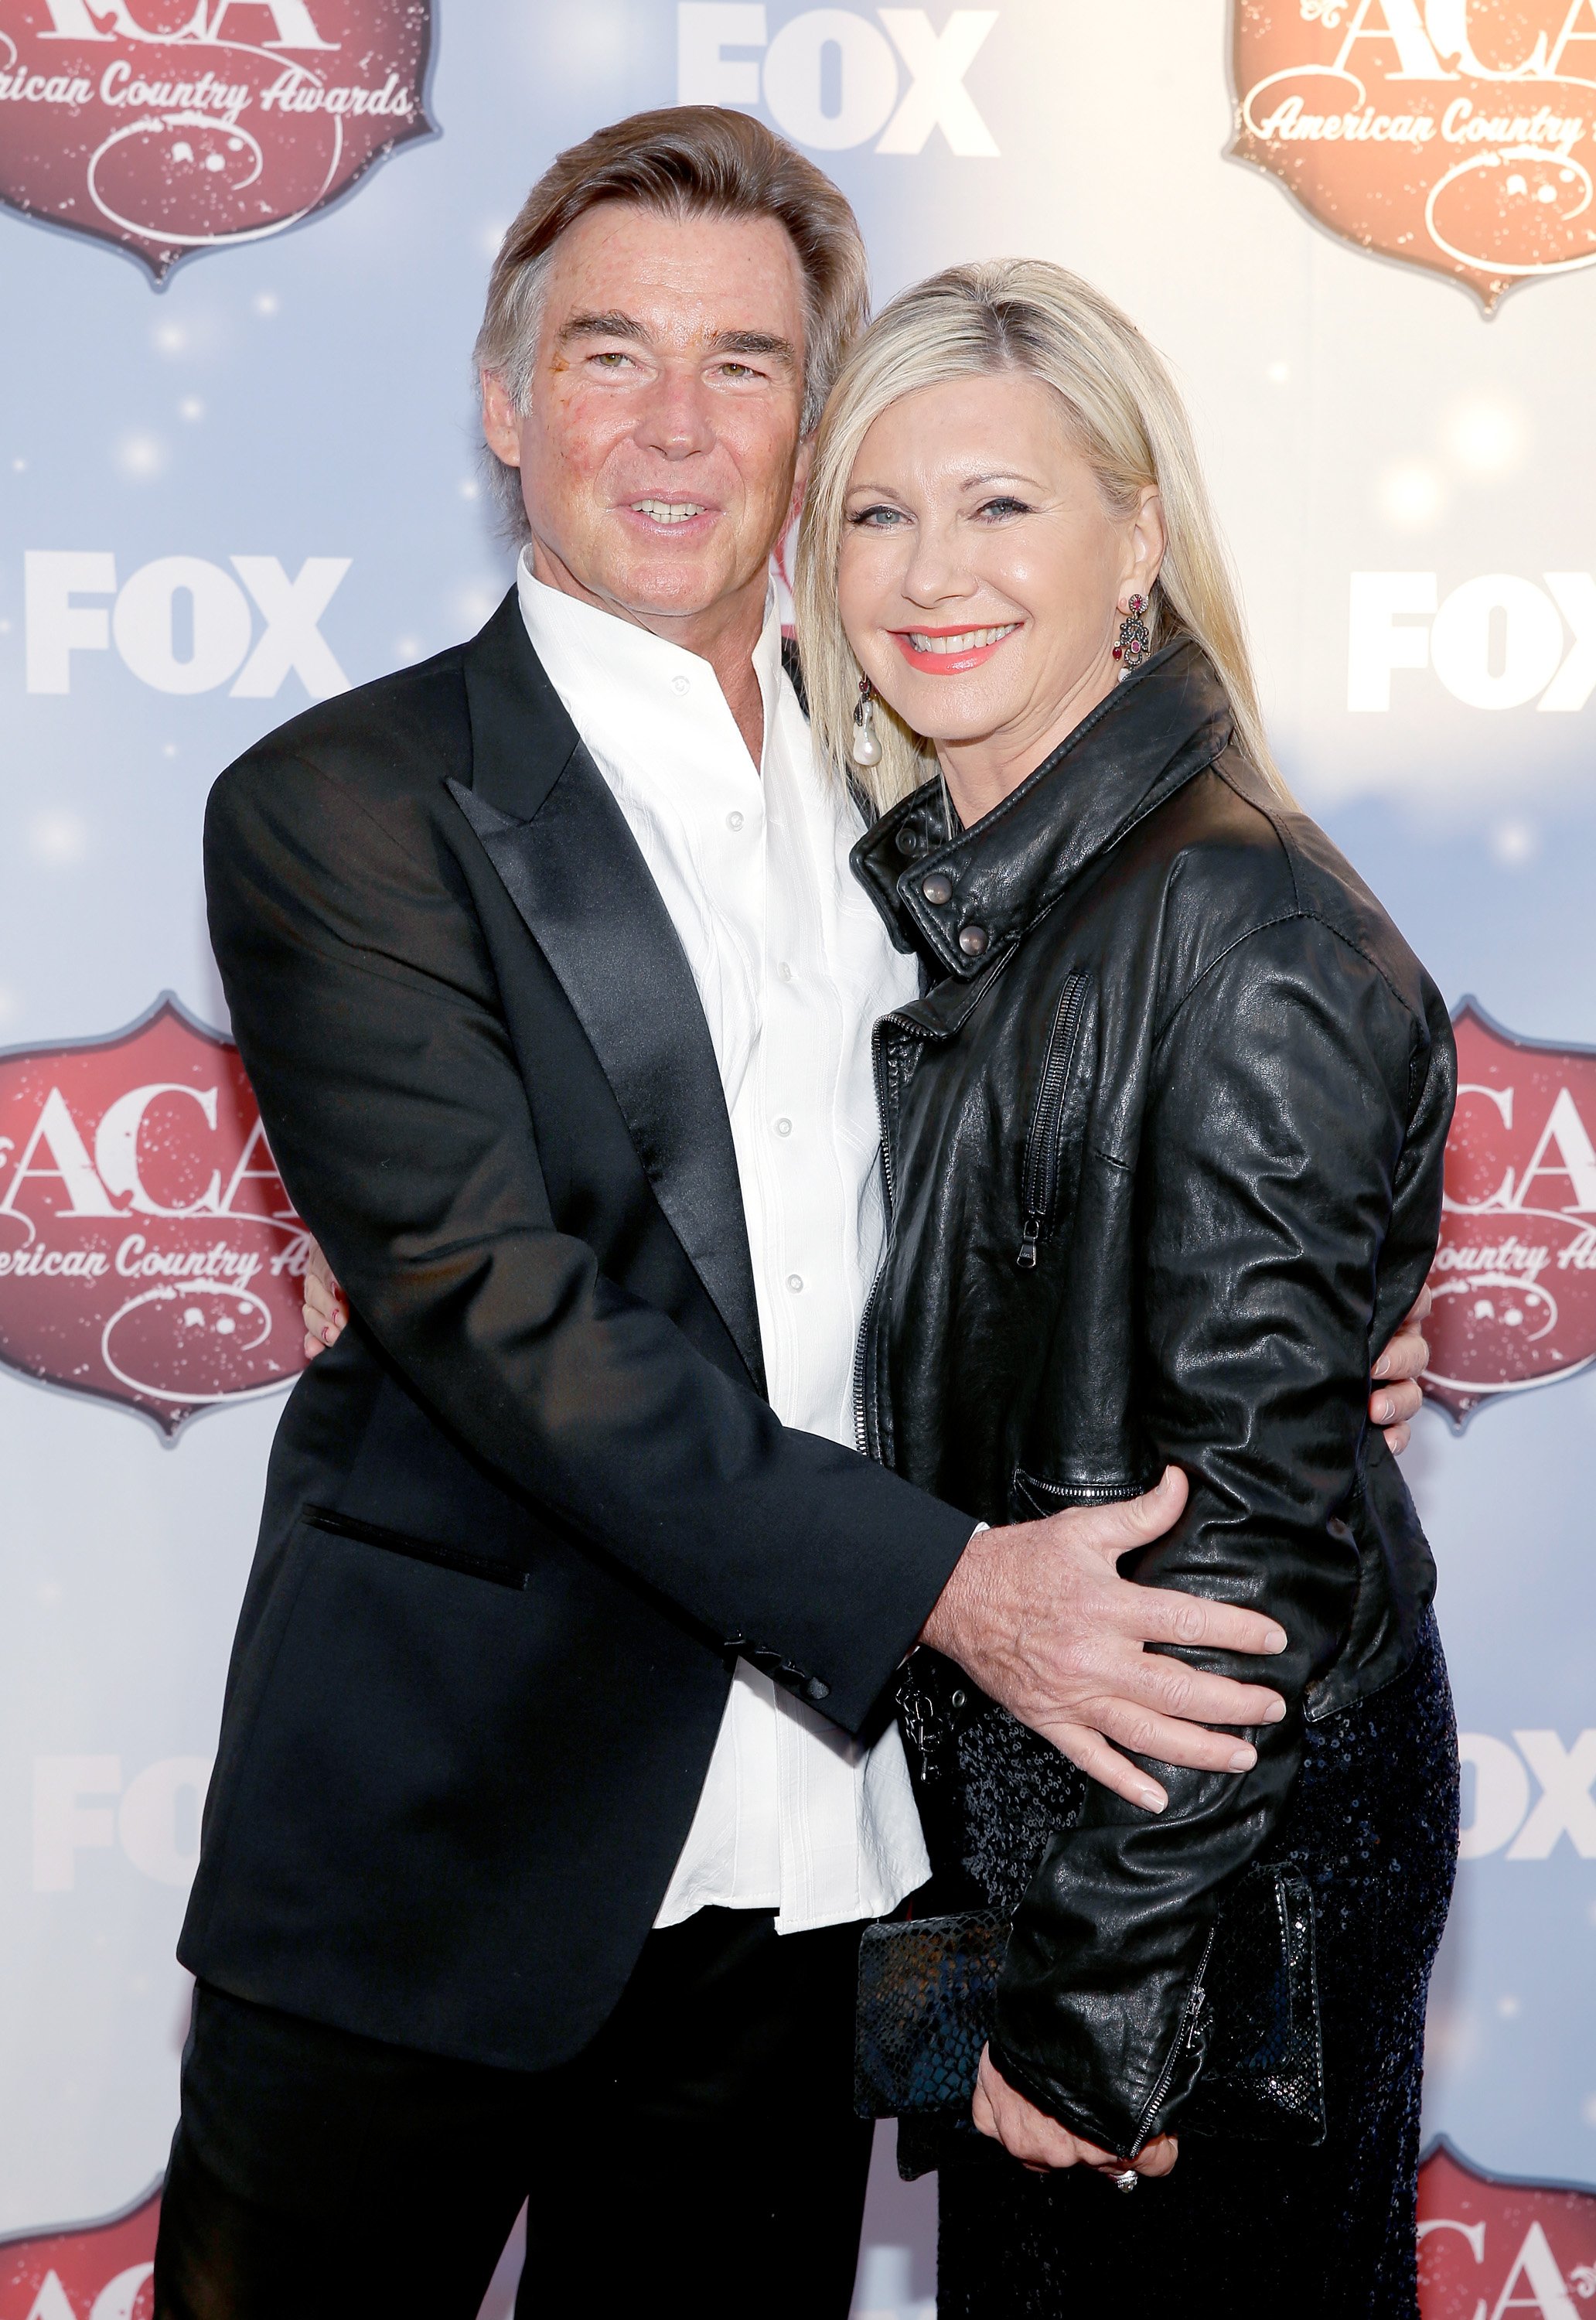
[{"xmin": 452, "ymin": 592, "xmax": 766, "ymax": 1396}]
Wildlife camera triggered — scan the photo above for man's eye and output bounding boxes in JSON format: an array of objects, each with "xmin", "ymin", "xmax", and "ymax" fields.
[
  {"xmin": 590, "ymin": 350, "xmax": 636, "ymax": 370},
  {"xmin": 848, "ymin": 505, "xmax": 907, "ymax": 528},
  {"xmin": 718, "ymin": 362, "xmax": 763, "ymax": 381},
  {"xmin": 975, "ymin": 496, "xmax": 1031, "ymax": 520}
]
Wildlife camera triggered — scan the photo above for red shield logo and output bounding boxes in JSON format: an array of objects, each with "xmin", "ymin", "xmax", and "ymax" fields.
[
  {"xmin": 0, "ymin": 1, "xmax": 433, "ymax": 284},
  {"xmin": 1419, "ymin": 2138, "xmax": 1596, "ymax": 2313},
  {"xmin": 0, "ymin": 995, "xmax": 310, "ymax": 1435},
  {"xmin": 1229, "ymin": 3, "xmax": 1596, "ymax": 312},
  {"xmin": 1424, "ymin": 998, "xmax": 1596, "ymax": 1427},
  {"xmin": 0, "ymin": 2183, "xmax": 158, "ymax": 2320}
]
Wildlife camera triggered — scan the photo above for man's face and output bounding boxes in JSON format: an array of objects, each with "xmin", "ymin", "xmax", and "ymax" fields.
[{"xmin": 483, "ymin": 203, "xmax": 811, "ymax": 640}]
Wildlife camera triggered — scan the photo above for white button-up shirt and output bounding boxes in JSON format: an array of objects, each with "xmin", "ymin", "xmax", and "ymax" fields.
[{"xmin": 517, "ymin": 555, "xmax": 929, "ymax": 1934}]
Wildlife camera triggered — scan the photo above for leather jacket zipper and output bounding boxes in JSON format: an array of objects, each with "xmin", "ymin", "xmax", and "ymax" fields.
[
  {"xmin": 1132, "ymin": 1926, "xmax": 1216, "ymax": 2151},
  {"xmin": 852, "ymin": 1021, "xmax": 905, "ymax": 1460},
  {"xmin": 1017, "ymin": 972, "xmax": 1087, "ymax": 1268}
]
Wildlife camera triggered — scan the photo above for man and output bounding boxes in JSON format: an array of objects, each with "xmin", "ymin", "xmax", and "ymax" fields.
[{"xmin": 156, "ymin": 107, "xmax": 1429, "ymax": 2318}]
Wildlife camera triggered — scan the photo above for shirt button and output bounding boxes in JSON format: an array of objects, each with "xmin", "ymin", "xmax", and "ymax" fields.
[
  {"xmin": 775, "ymin": 1117, "xmax": 793, "ymax": 1137},
  {"xmin": 921, "ymin": 872, "xmax": 953, "ymax": 906},
  {"xmin": 672, "ymin": 675, "xmax": 690, "ymax": 695},
  {"xmin": 959, "ymin": 924, "xmax": 990, "ymax": 957},
  {"xmin": 726, "ymin": 809, "xmax": 745, "ymax": 831},
  {"xmin": 777, "ymin": 961, "xmax": 794, "ymax": 982},
  {"xmin": 786, "ymin": 1274, "xmax": 804, "ymax": 1293}
]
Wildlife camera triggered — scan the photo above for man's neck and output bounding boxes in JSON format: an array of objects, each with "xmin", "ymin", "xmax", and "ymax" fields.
[{"xmin": 527, "ymin": 537, "xmax": 769, "ymax": 766}]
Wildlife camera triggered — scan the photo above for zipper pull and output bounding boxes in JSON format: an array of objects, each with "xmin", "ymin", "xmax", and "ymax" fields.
[
  {"xmin": 1186, "ymin": 1984, "xmax": 1208, "ymax": 2050},
  {"xmin": 1016, "ymin": 1216, "xmax": 1042, "ymax": 1270}
]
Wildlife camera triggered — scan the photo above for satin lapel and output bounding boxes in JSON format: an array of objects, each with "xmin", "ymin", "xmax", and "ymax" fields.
[{"xmin": 453, "ymin": 594, "xmax": 766, "ymax": 1396}]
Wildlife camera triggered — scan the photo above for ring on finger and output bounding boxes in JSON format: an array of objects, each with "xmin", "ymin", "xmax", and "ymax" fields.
[{"xmin": 1112, "ymin": 2168, "xmax": 1139, "ymax": 2193}]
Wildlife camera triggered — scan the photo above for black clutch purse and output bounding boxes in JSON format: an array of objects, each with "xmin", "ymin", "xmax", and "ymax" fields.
[{"xmin": 854, "ymin": 1858, "xmax": 1326, "ymax": 2150}]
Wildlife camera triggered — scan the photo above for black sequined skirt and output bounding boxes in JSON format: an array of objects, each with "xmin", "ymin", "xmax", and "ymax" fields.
[{"xmin": 933, "ymin": 1614, "xmax": 1458, "ymax": 2319}]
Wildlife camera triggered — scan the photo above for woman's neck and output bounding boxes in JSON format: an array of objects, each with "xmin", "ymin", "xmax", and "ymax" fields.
[{"xmin": 936, "ymin": 650, "xmax": 1119, "ymax": 828}]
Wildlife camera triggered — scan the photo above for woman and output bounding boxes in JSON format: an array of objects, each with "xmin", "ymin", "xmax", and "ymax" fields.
[{"xmin": 792, "ymin": 260, "xmax": 1458, "ymax": 2314}]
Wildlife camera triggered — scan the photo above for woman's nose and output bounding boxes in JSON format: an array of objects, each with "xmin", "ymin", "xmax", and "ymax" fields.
[{"xmin": 901, "ymin": 524, "xmax": 975, "ymax": 608}]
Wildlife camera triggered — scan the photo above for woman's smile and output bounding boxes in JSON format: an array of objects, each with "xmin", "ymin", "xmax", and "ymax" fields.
[{"xmin": 891, "ymin": 621, "xmax": 1022, "ymax": 674}]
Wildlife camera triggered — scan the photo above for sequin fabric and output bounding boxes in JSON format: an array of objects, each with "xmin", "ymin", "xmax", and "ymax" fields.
[{"xmin": 933, "ymin": 1614, "xmax": 1458, "ymax": 2318}]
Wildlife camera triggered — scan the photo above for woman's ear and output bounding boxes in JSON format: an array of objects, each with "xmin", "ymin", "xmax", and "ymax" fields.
[{"xmin": 1124, "ymin": 486, "xmax": 1167, "ymax": 602}]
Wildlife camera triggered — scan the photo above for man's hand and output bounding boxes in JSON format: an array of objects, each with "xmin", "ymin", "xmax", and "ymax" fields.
[
  {"xmin": 921, "ymin": 1469, "xmax": 1289, "ymax": 1812},
  {"xmin": 1370, "ymin": 1286, "xmax": 1431, "ymax": 1453},
  {"xmin": 972, "ymin": 2045, "xmax": 1177, "ymax": 2178},
  {"xmin": 302, "ymin": 1240, "xmax": 349, "ymax": 1360}
]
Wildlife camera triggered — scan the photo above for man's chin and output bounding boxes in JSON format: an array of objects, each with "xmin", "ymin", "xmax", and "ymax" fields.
[{"xmin": 598, "ymin": 554, "xmax": 751, "ymax": 626}]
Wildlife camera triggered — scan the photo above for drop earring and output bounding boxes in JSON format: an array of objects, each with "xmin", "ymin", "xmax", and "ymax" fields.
[
  {"xmin": 1112, "ymin": 592, "xmax": 1151, "ymax": 676},
  {"xmin": 851, "ymin": 673, "xmax": 882, "ymax": 768}
]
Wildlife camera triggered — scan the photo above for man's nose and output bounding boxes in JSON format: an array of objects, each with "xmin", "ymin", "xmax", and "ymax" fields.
[{"xmin": 636, "ymin": 369, "xmax": 718, "ymax": 462}]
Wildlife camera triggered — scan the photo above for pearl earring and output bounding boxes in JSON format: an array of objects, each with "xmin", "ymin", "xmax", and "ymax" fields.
[{"xmin": 851, "ymin": 674, "xmax": 882, "ymax": 768}]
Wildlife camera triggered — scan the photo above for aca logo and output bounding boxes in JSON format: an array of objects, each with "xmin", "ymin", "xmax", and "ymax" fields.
[
  {"xmin": 1424, "ymin": 999, "xmax": 1596, "ymax": 1425},
  {"xmin": 0, "ymin": 995, "xmax": 310, "ymax": 1435},
  {"xmin": 1418, "ymin": 2140, "xmax": 1596, "ymax": 2315},
  {"xmin": 0, "ymin": 1, "xmax": 433, "ymax": 284},
  {"xmin": 0, "ymin": 2183, "xmax": 158, "ymax": 2320},
  {"xmin": 1229, "ymin": 1, "xmax": 1596, "ymax": 311}
]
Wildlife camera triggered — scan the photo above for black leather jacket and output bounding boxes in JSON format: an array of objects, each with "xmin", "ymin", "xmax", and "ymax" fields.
[{"xmin": 851, "ymin": 640, "xmax": 1455, "ymax": 2158}]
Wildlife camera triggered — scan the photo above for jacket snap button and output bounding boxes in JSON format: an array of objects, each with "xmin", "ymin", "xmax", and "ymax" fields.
[
  {"xmin": 896, "ymin": 827, "xmax": 922, "ymax": 857},
  {"xmin": 921, "ymin": 872, "xmax": 953, "ymax": 906},
  {"xmin": 958, "ymin": 924, "xmax": 990, "ymax": 957}
]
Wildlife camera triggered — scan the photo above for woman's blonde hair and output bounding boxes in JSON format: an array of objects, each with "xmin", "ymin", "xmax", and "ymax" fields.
[{"xmin": 795, "ymin": 258, "xmax": 1286, "ymax": 809}]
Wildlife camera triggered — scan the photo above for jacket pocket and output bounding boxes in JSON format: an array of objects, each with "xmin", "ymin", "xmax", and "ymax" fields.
[
  {"xmin": 303, "ymin": 1506, "xmax": 530, "ymax": 1591},
  {"xmin": 1011, "ymin": 1465, "xmax": 1149, "ymax": 1520},
  {"xmin": 1016, "ymin": 971, "xmax": 1090, "ymax": 1270}
]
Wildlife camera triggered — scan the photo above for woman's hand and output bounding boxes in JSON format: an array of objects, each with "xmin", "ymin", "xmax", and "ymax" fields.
[
  {"xmin": 302, "ymin": 1240, "xmax": 349, "ymax": 1360},
  {"xmin": 1369, "ymin": 1285, "xmax": 1432, "ymax": 1453},
  {"xmin": 971, "ymin": 2045, "xmax": 1178, "ymax": 2180}
]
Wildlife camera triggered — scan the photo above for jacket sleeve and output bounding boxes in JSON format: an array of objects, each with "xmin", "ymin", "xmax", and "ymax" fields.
[
  {"xmin": 204, "ymin": 748, "xmax": 974, "ymax": 1735},
  {"xmin": 988, "ymin": 913, "xmax": 1454, "ymax": 2153}
]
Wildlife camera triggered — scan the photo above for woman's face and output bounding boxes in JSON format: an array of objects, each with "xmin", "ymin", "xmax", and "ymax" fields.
[{"xmin": 836, "ymin": 371, "xmax": 1164, "ymax": 812}]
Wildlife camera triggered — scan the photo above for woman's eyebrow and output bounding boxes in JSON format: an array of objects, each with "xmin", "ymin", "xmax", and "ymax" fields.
[{"xmin": 958, "ymin": 469, "xmax": 1046, "ymax": 492}]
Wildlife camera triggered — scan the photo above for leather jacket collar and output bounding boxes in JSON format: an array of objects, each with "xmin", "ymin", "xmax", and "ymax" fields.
[{"xmin": 851, "ymin": 638, "xmax": 1234, "ymax": 981}]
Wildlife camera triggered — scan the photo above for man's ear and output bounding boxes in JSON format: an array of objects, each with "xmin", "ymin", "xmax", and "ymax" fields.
[{"xmin": 481, "ymin": 370, "xmax": 523, "ymax": 469}]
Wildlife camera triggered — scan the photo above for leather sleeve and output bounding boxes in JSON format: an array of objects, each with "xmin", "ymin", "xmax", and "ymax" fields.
[
  {"xmin": 988, "ymin": 913, "xmax": 1454, "ymax": 2153},
  {"xmin": 203, "ymin": 749, "xmax": 973, "ymax": 1735}
]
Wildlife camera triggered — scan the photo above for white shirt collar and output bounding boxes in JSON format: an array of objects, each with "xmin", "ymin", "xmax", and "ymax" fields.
[{"xmin": 515, "ymin": 548, "xmax": 786, "ymax": 778}]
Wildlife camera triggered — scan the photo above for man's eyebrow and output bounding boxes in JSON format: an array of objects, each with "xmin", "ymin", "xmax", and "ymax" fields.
[
  {"xmin": 708, "ymin": 329, "xmax": 798, "ymax": 367},
  {"xmin": 557, "ymin": 310, "xmax": 648, "ymax": 345}
]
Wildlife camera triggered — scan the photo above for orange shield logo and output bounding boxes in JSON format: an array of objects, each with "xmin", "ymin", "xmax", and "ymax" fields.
[
  {"xmin": 1419, "ymin": 2139, "xmax": 1596, "ymax": 2312},
  {"xmin": 1229, "ymin": 2, "xmax": 1596, "ymax": 310},
  {"xmin": 1424, "ymin": 998, "xmax": 1596, "ymax": 1425},
  {"xmin": 0, "ymin": 1, "xmax": 432, "ymax": 283},
  {"xmin": 0, "ymin": 995, "xmax": 309, "ymax": 1435},
  {"xmin": 0, "ymin": 2184, "xmax": 159, "ymax": 2319}
]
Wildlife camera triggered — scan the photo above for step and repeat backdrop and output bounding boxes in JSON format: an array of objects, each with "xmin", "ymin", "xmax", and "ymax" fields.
[{"xmin": 1, "ymin": 2, "xmax": 1594, "ymax": 2312}]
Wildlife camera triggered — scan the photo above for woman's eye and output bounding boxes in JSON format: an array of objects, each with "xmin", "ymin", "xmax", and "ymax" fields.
[
  {"xmin": 848, "ymin": 504, "xmax": 908, "ymax": 528},
  {"xmin": 975, "ymin": 496, "xmax": 1031, "ymax": 520}
]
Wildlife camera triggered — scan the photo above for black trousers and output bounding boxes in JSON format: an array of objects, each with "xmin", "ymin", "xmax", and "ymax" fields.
[{"xmin": 154, "ymin": 1908, "xmax": 874, "ymax": 2320}]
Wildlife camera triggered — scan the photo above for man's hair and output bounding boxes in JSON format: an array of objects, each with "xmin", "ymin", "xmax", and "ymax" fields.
[{"xmin": 474, "ymin": 106, "xmax": 871, "ymax": 535}]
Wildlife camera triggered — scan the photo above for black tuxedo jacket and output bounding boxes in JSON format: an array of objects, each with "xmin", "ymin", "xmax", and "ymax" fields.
[{"xmin": 181, "ymin": 593, "xmax": 973, "ymax": 2071}]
